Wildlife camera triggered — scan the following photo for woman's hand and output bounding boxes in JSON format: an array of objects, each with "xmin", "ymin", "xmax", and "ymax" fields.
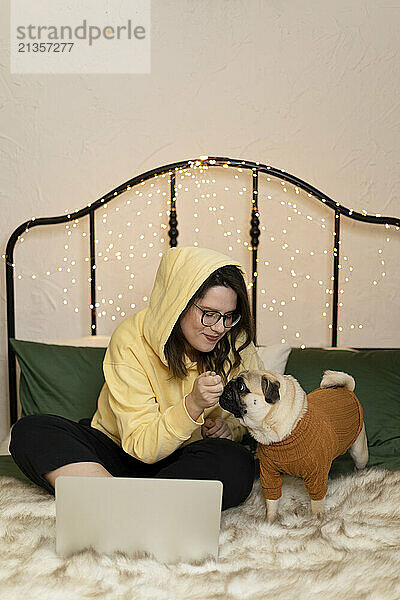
[
  {"xmin": 185, "ymin": 371, "xmax": 223, "ymax": 421},
  {"xmin": 201, "ymin": 417, "xmax": 233, "ymax": 440}
]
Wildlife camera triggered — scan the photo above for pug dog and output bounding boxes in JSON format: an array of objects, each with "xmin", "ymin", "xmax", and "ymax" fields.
[{"xmin": 219, "ymin": 369, "xmax": 368, "ymax": 522}]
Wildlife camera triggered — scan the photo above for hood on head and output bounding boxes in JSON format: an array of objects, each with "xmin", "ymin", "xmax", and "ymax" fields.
[{"xmin": 142, "ymin": 247, "xmax": 245, "ymax": 365}]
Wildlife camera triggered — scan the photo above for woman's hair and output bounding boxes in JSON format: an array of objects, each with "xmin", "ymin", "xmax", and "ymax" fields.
[{"xmin": 164, "ymin": 264, "xmax": 254, "ymax": 383}]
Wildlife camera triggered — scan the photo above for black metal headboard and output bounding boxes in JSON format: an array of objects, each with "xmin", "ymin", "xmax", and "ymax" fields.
[{"xmin": 5, "ymin": 156, "xmax": 400, "ymax": 425}]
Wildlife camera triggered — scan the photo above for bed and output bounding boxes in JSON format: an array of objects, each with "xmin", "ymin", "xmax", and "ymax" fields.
[{"xmin": 1, "ymin": 156, "xmax": 400, "ymax": 599}]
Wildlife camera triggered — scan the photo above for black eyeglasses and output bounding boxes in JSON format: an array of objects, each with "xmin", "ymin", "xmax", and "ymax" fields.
[{"xmin": 193, "ymin": 303, "xmax": 241, "ymax": 328}]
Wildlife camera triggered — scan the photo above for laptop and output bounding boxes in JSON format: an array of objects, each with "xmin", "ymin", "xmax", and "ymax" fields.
[{"xmin": 55, "ymin": 476, "xmax": 223, "ymax": 563}]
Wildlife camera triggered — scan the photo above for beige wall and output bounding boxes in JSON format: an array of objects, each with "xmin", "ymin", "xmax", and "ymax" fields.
[{"xmin": 1, "ymin": 0, "xmax": 399, "ymax": 441}]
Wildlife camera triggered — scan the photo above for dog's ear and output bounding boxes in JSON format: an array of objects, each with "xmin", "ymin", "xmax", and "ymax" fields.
[{"xmin": 261, "ymin": 376, "xmax": 280, "ymax": 404}]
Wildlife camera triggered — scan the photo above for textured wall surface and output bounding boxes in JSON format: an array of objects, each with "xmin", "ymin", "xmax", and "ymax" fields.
[{"xmin": 1, "ymin": 0, "xmax": 399, "ymax": 441}]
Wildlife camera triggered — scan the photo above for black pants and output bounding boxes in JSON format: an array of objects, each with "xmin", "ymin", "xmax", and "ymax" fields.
[{"xmin": 9, "ymin": 414, "xmax": 255, "ymax": 510}]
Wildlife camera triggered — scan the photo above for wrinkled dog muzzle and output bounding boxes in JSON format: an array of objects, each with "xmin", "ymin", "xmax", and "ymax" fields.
[{"xmin": 219, "ymin": 380, "xmax": 247, "ymax": 418}]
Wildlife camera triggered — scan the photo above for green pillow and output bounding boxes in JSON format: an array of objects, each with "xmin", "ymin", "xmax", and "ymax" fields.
[
  {"xmin": 10, "ymin": 339, "xmax": 107, "ymax": 422},
  {"xmin": 285, "ymin": 348, "xmax": 400, "ymax": 477},
  {"xmin": 0, "ymin": 455, "xmax": 31, "ymax": 484}
]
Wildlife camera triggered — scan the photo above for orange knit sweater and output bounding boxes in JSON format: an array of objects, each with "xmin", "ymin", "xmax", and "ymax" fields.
[{"xmin": 258, "ymin": 387, "xmax": 363, "ymax": 501}]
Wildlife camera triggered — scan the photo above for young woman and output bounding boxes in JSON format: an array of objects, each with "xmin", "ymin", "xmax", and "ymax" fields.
[{"xmin": 10, "ymin": 247, "xmax": 264, "ymax": 510}]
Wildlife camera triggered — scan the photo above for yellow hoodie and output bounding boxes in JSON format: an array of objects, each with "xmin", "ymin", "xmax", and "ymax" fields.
[{"xmin": 91, "ymin": 247, "xmax": 264, "ymax": 463}]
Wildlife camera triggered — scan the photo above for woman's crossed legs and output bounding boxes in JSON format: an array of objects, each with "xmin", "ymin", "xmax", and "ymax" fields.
[{"xmin": 9, "ymin": 413, "xmax": 255, "ymax": 510}]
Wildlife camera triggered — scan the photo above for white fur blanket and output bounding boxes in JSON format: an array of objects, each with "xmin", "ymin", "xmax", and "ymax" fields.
[{"xmin": 0, "ymin": 469, "xmax": 400, "ymax": 600}]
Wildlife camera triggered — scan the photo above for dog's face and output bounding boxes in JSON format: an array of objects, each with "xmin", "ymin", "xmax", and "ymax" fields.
[
  {"xmin": 219, "ymin": 369, "xmax": 305, "ymax": 444},
  {"xmin": 219, "ymin": 369, "xmax": 282, "ymax": 427}
]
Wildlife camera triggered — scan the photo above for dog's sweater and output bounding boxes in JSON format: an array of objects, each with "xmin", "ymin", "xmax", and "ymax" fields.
[{"xmin": 258, "ymin": 387, "xmax": 363, "ymax": 501}]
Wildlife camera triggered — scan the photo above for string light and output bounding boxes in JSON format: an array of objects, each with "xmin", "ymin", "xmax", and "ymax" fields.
[{"xmin": 8, "ymin": 159, "xmax": 398, "ymax": 345}]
